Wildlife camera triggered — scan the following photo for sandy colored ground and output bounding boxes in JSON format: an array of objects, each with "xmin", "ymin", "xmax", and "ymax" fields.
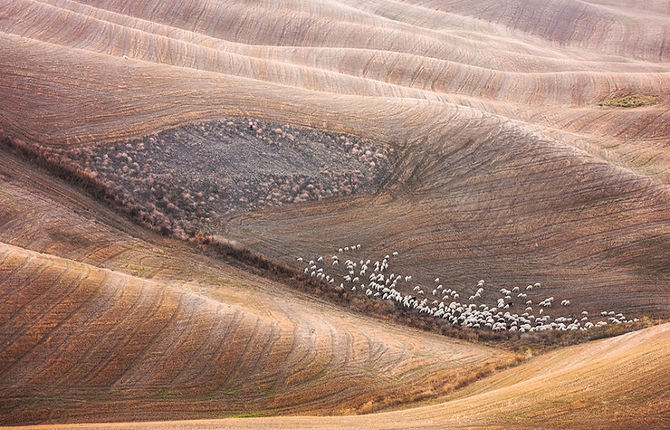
[
  {"xmin": 0, "ymin": 148, "xmax": 514, "ymax": 424},
  {"xmin": 10, "ymin": 322, "xmax": 670, "ymax": 429},
  {"xmin": 1, "ymin": 0, "xmax": 669, "ymax": 314},
  {"xmin": 1, "ymin": 0, "xmax": 670, "ymax": 428}
]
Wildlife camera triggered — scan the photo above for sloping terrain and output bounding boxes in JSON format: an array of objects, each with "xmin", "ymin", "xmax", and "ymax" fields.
[
  {"xmin": 2, "ymin": 0, "xmax": 670, "ymax": 319},
  {"xmin": 1, "ymin": 0, "xmax": 670, "ymax": 428},
  {"xmin": 15, "ymin": 322, "xmax": 670, "ymax": 429},
  {"xmin": 0, "ymin": 148, "xmax": 515, "ymax": 425}
]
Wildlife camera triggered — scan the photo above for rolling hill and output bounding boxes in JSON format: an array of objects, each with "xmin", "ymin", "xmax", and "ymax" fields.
[
  {"xmin": 2, "ymin": 0, "xmax": 669, "ymax": 316},
  {"xmin": 0, "ymin": 145, "xmax": 515, "ymax": 425},
  {"xmin": 16, "ymin": 321, "xmax": 670, "ymax": 429},
  {"xmin": 1, "ymin": 0, "xmax": 669, "ymax": 428}
]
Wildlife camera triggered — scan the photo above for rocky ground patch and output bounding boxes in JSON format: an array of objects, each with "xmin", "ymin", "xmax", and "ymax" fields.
[{"xmin": 47, "ymin": 118, "xmax": 396, "ymax": 238}]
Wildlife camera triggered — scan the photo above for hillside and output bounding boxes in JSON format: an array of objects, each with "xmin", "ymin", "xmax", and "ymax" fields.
[
  {"xmin": 0, "ymin": 148, "xmax": 515, "ymax": 425},
  {"xmin": 15, "ymin": 322, "xmax": 669, "ymax": 429},
  {"xmin": 1, "ymin": 0, "xmax": 669, "ymax": 427},
  {"xmin": 2, "ymin": 0, "xmax": 670, "ymax": 319}
]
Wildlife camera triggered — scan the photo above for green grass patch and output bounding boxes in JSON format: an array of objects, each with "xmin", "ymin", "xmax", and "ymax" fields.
[
  {"xmin": 158, "ymin": 388, "xmax": 173, "ymax": 400},
  {"xmin": 231, "ymin": 411, "xmax": 265, "ymax": 418},
  {"xmin": 47, "ymin": 228, "xmax": 92, "ymax": 247},
  {"xmin": 598, "ymin": 94, "xmax": 658, "ymax": 108}
]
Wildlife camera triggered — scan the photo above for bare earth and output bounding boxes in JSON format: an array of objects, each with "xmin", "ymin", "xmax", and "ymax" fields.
[
  {"xmin": 12, "ymin": 323, "xmax": 670, "ymax": 429},
  {"xmin": 1, "ymin": 0, "xmax": 670, "ymax": 428},
  {"xmin": 0, "ymin": 147, "xmax": 515, "ymax": 425}
]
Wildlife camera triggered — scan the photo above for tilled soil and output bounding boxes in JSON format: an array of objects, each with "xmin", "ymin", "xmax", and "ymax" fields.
[{"xmin": 53, "ymin": 118, "xmax": 395, "ymax": 237}]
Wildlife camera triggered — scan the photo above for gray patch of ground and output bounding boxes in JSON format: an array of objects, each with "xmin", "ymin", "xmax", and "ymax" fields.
[{"xmin": 57, "ymin": 118, "xmax": 396, "ymax": 237}]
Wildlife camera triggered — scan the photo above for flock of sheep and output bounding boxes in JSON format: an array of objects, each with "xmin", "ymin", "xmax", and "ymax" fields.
[{"xmin": 297, "ymin": 245, "xmax": 637, "ymax": 334}]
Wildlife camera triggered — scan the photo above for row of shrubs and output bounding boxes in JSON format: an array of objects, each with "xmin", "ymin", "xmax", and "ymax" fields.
[
  {"xmin": 1, "ymin": 133, "xmax": 199, "ymax": 239},
  {"xmin": 0, "ymin": 131, "xmax": 657, "ymax": 349},
  {"xmin": 0, "ymin": 131, "xmax": 501, "ymax": 342}
]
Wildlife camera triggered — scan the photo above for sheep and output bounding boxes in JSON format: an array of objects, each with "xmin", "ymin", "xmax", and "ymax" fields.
[{"xmin": 296, "ymin": 248, "xmax": 618, "ymax": 335}]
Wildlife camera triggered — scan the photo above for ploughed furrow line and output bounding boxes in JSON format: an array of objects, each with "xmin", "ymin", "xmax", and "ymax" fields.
[
  {"xmin": 2, "ymin": 0, "xmax": 669, "ymax": 173},
  {"xmin": 0, "ymin": 0, "xmax": 669, "ymax": 424},
  {"xmin": 0, "ymin": 144, "xmax": 514, "ymax": 418},
  {"xmin": 0, "ymin": 231, "xmax": 513, "ymax": 424},
  {"xmin": 23, "ymin": 322, "xmax": 669, "ymax": 429},
  {"xmin": 232, "ymin": 115, "xmax": 670, "ymax": 316},
  {"xmin": 3, "ymin": 0, "xmax": 669, "ymax": 126},
  {"xmin": 407, "ymin": 0, "xmax": 670, "ymax": 62},
  {"xmin": 1, "ymin": 23, "xmax": 668, "ymax": 193}
]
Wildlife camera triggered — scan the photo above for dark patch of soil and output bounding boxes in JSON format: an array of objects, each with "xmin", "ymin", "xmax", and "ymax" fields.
[{"xmin": 46, "ymin": 118, "xmax": 396, "ymax": 238}]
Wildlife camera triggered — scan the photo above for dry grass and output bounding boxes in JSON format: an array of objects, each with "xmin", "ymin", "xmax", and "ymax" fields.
[{"xmin": 598, "ymin": 94, "xmax": 658, "ymax": 108}]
